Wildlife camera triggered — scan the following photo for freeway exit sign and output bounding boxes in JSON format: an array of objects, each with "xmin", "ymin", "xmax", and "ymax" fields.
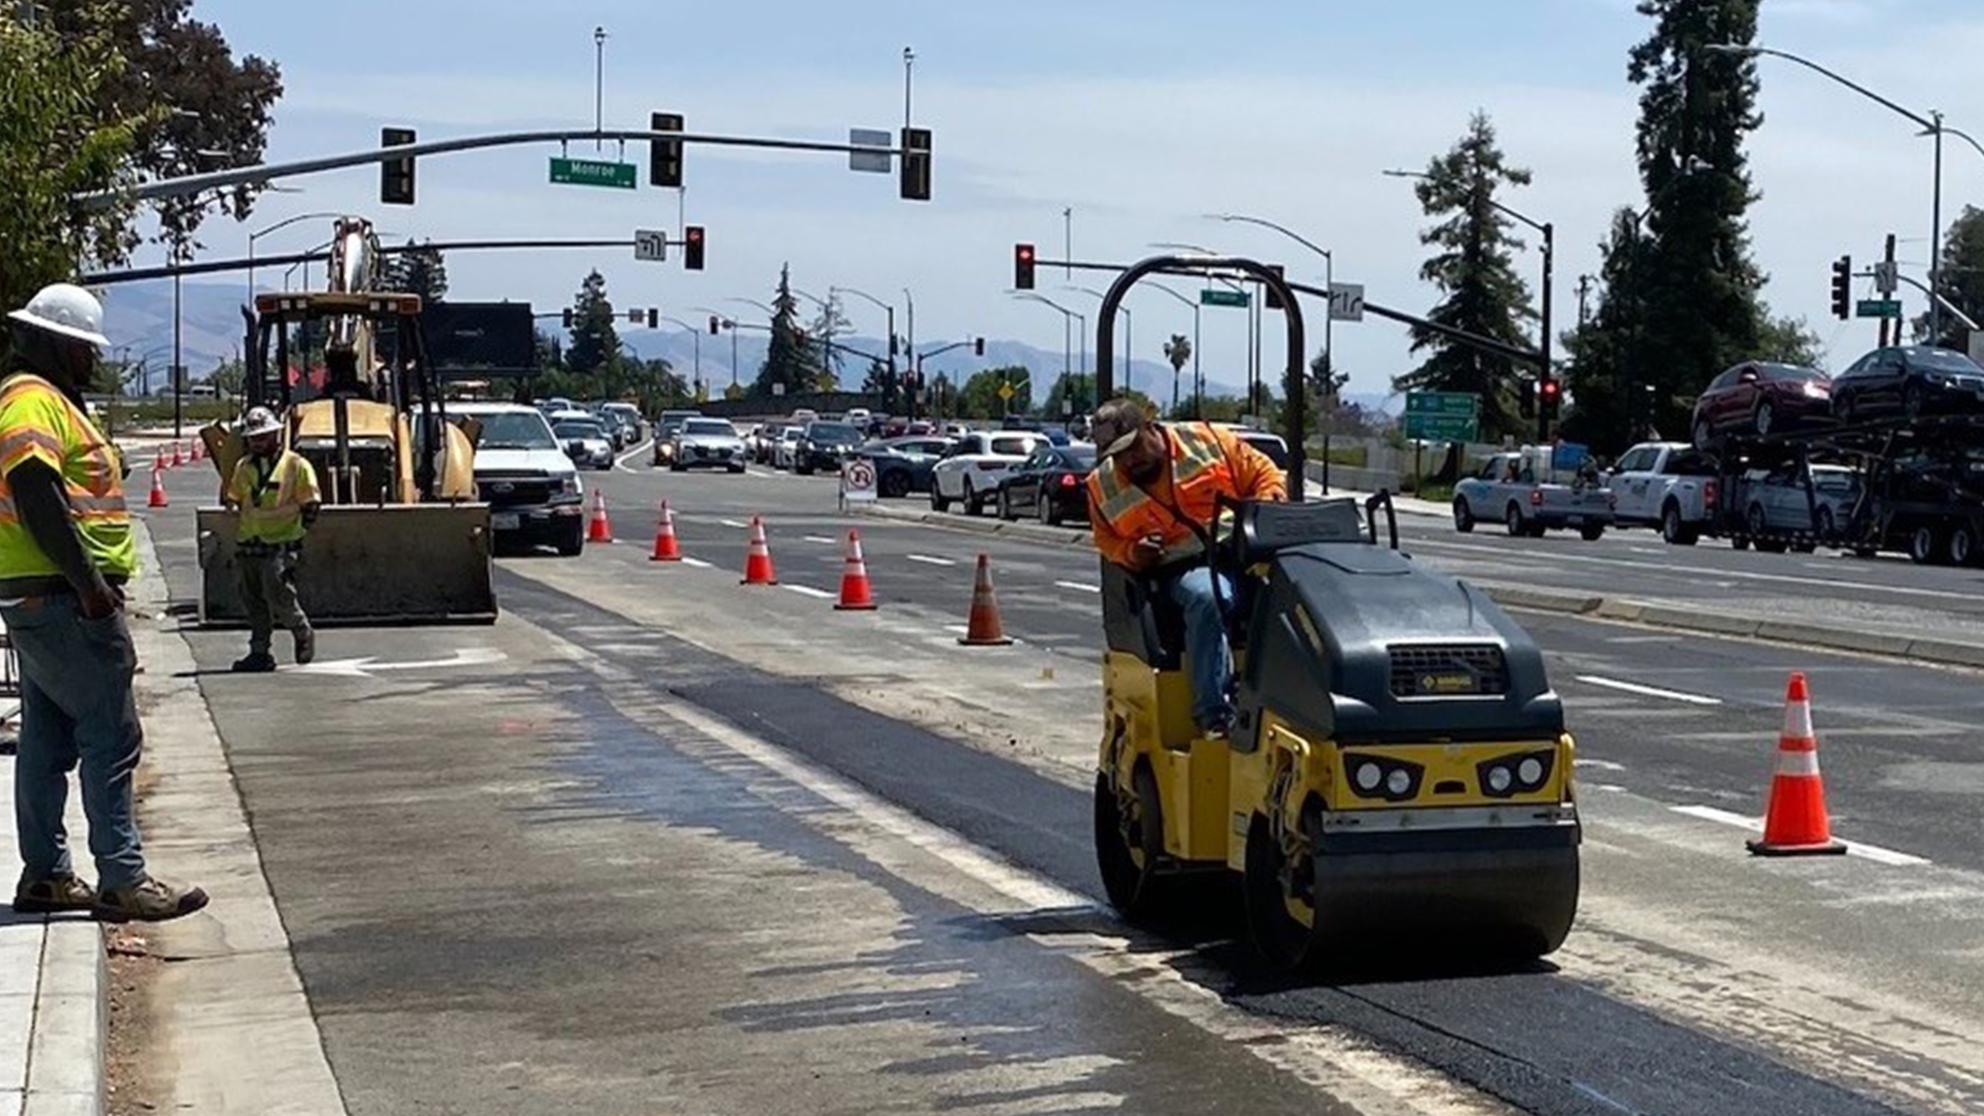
[
  {"xmin": 1856, "ymin": 298, "xmax": 1903, "ymax": 320},
  {"xmin": 549, "ymin": 156, "xmax": 637, "ymax": 190},
  {"xmin": 1402, "ymin": 390, "xmax": 1480, "ymax": 442},
  {"xmin": 1200, "ymin": 288, "xmax": 1250, "ymax": 309}
]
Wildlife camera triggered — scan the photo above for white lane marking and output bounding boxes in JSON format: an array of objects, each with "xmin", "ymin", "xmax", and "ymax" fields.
[
  {"xmin": 1590, "ymin": 783, "xmax": 1628, "ymax": 793},
  {"xmin": 1605, "ymin": 635, "xmax": 1682, "ymax": 644},
  {"xmin": 944, "ymin": 624, "xmax": 970, "ymax": 635},
  {"xmin": 804, "ymin": 535, "xmax": 837, "ymax": 545},
  {"xmin": 679, "ymin": 557, "xmax": 712, "ymax": 569},
  {"xmin": 1055, "ymin": 580, "xmax": 1101, "ymax": 594},
  {"xmin": 907, "ymin": 553, "xmax": 956, "ymax": 566},
  {"xmin": 1669, "ymin": 805, "xmax": 1930, "ymax": 866},
  {"xmin": 614, "ymin": 438, "xmax": 655, "ymax": 472},
  {"xmin": 1574, "ymin": 674, "xmax": 1722, "ymax": 706},
  {"xmin": 1415, "ymin": 536, "xmax": 1981, "ymax": 603},
  {"xmin": 782, "ymin": 584, "xmax": 835, "ymax": 600},
  {"xmin": 719, "ymin": 518, "xmax": 749, "ymax": 529},
  {"xmin": 1628, "ymin": 546, "xmax": 1664, "ymax": 555},
  {"xmin": 1575, "ymin": 758, "xmax": 1627, "ymax": 772}
]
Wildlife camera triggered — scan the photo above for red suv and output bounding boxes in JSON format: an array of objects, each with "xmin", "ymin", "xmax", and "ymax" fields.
[{"xmin": 1691, "ymin": 361, "xmax": 1831, "ymax": 445}]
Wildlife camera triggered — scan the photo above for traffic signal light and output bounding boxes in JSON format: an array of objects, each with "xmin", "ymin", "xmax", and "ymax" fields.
[
  {"xmin": 1539, "ymin": 376, "xmax": 1562, "ymax": 418},
  {"xmin": 899, "ymin": 126, "xmax": 932, "ymax": 201},
  {"xmin": 1263, "ymin": 264, "xmax": 1288, "ymax": 311},
  {"xmin": 561, "ymin": 308, "xmax": 573, "ymax": 329},
  {"xmin": 1830, "ymin": 255, "xmax": 1852, "ymax": 320},
  {"xmin": 1520, "ymin": 380, "xmax": 1536, "ymax": 420},
  {"xmin": 646, "ymin": 308, "xmax": 658, "ymax": 329},
  {"xmin": 974, "ymin": 337, "xmax": 985, "ymax": 356},
  {"xmin": 649, "ymin": 112, "xmax": 684, "ymax": 188},
  {"xmin": 708, "ymin": 315, "xmax": 721, "ymax": 335},
  {"xmin": 1014, "ymin": 243, "xmax": 1036, "ymax": 290},
  {"xmin": 380, "ymin": 127, "xmax": 416, "ymax": 205},
  {"xmin": 683, "ymin": 225, "xmax": 705, "ymax": 271}
]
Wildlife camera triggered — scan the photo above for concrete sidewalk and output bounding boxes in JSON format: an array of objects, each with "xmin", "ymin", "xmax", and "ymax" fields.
[{"xmin": 0, "ymin": 764, "xmax": 106, "ymax": 1116}]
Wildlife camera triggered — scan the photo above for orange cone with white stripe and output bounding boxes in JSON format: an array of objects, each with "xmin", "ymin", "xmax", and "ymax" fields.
[
  {"xmin": 147, "ymin": 466, "xmax": 168, "ymax": 508},
  {"xmin": 190, "ymin": 438, "xmax": 204, "ymax": 462},
  {"xmin": 586, "ymin": 489, "xmax": 613, "ymax": 543},
  {"xmin": 171, "ymin": 442, "xmax": 184, "ymax": 468},
  {"xmin": 649, "ymin": 499, "xmax": 681, "ymax": 562},
  {"xmin": 834, "ymin": 529, "xmax": 876, "ymax": 610},
  {"xmin": 740, "ymin": 516, "xmax": 777, "ymax": 585},
  {"xmin": 153, "ymin": 450, "xmax": 166, "ymax": 473},
  {"xmin": 1748, "ymin": 672, "xmax": 1847, "ymax": 856},
  {"xmin": 958, "ymin": 554, "xmax": 1013, "ymax": 646}
]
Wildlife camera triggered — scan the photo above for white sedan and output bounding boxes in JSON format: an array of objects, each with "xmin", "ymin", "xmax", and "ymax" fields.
[{"xmin": 930, "ymin": 430, "xmax": 1049, "ymax": 515}]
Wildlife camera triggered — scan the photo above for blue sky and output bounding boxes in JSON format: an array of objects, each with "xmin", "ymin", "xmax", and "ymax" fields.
[{"xmin": 134, "ymin": 0, "xmax": 1984, "ymax": 402}]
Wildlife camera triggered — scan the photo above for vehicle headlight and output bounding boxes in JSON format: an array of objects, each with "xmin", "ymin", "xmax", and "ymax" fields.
[
  {"xmin": 1518, "ymin": 757, "xmax": 1545, "ymax": 786},
  {"xmin": 1355, "ymin": 762, "xmax": 1382, "ymax": 792},
  {"xmin": 1802, "ymin": 381, "xmax": 1828, "ymax": 398},
  {"xmin": 1385, "ymin": 768, "xmax": 1412, "ymax": 797},
  {"xmin": 1486, "ymin": 765, "xmax": 1513, "ymax": 793},
  {"xmin": 559, "ymin": 475, "xmax": 579, "ymax": 495}
]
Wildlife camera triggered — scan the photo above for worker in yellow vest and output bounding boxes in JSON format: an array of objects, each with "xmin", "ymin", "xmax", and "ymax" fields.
[
  {"xmin": 223, "ymin": 406, "xmax": 320, "ymax": 672},
  {"xmin": 1087, "ymin": 398, "xmax": 1286, "ymax": 738},
  {"xmin": 2, "ymin": 283, "xmax": 207, "ymax": 922}
]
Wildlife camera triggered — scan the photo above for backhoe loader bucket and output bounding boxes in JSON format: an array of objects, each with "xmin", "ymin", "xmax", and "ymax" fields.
[{"xmin": 196, "ymin": 504, "xmax": 495, "ymax": 626}]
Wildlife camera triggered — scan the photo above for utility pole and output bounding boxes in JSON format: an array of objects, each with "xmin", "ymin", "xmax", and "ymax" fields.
[
  {"xmin": 902, "ymin": 47, "xmax": 915, "ymax": 129},
  {"xmin": 593, "ymin": 27, "xmax": 608, "ymax": 151},
  {"xmin": 172, "ymin": 269, "xmax": 183, "ymax": 438},
  {"xmin": 1881, "ymin": 232, "xmax": 1898, "ymax": 347},
  {"xmin": 1537, "ymin": 220, "xmax": 1555, "ymax": 445},
  {"xmin": 1577, "ymin": 275, "xmax": 1592, "ymax": 327},
  {"xmin": 1063, "ymin": 207, "xmax": 1073, "ymax": 280}
]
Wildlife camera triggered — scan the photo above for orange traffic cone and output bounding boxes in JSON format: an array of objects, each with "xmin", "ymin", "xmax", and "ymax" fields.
[
  {"xmin": 834, "ymin": 529, "xmax": 876, "ymax": 610},
  {"xmin": 146, "ymin": 466, "xmax": 168, "ymax": 508},
  {"xmin": 586, "ymin": 489, "xmax": 614, "ymax": 543},
  {"xmin": 958, "ymin": 553, "xmax": 1013, "ymax": 646},
  {"xmin": 649, "ymin": 499, "xmax": 682, "ymax": 562},
  {"xmin": 1748, "ymin": 672, "xmax": 1847, "ymax": 856},
  {"xmin": 190, "ymin": 438, "xmax": 204, "ymax": 462},
  {"xmin": 740, "ymin": 515, "xmax": 777, "ymax": 585},
  {"xmin": 170, "ymin": 442, "xmax": 184, "ymax": 468},
  {"xmin": 152, "ymin": 450, "xmax": 166, "ymax": 473}
]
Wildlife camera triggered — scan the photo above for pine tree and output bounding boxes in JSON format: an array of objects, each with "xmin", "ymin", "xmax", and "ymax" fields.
[
  {"xmin": 1392, "ymin": 112, "xmax": 1536, "ymax": 442},
  {"xmin": 1922, "ymin": 206, "xmax": 1984, "ymax": 349},
  {"xmin": 565, "ymin": 270, "xmax": 621, "ymax": 380},
  {"xmin": 754, "ymin": 265, "xmax": 815, "ymax": 397}
]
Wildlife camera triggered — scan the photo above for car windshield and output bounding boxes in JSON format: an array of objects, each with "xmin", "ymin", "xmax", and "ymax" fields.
[
  {"xmin": 473, "ymin": 412, "xmax": 558, "ymax": 450},
  {"xmin": 989, "ymin": 436, "xmax": 1036, "ymax": 455},
  {"xmin": 781, "ymin": 429, "xmax": 803, "ymax": 442},
  {"xmin": 683, "ymin": 420, "xmax": 736, "ymax": 437},
  {"xmin": 1767, "ymin": 366, "xmax": 1827, "ymax": 383},
  {"xmin": 554, "ymin": 420, "xmax": 604, "ymax": 440},
  {"xmin": 1912, "ymin": 350, "xmax": 1984, "ymax": 374},
  {"xmin": 808, "ymin": 423, "xmax": 861, "ymax": 444},
  {"xmin": 1063, "ymin": 448, "xmax": 1097, "ymax": 468}
]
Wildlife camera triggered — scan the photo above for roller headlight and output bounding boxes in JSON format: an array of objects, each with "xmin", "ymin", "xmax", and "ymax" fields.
[
  {"xmin": 1344, "ymin": 753, "xmax": 1423, "ymax": 802},
  {"xmin": 1518, "ymin": 757, "xmax": 1544, "ymax": 787},
  {"xmin": 1355, "ymin": 763, "xmax": 1382, "ymax": 792},
  {"xmin": 1486, "ymin": 766, "xmax": 1513, "ymax": 794},
  {"xmin": 1477, "ymin": 749, "xmax": 1555, "ymax": 798},
  {"xmin": 1385, "ymin": 769, "xmax": 1411, "ymax": 797}
]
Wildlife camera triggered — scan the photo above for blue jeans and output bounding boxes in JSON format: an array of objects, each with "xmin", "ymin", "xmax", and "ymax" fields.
[
  {"xmin": 1162, "ymin": 566, "xmax": 1236, "ymax": 731},
  {"xmin": 4, "ymin": 593, "xmax": 147, "ymax": 891}
]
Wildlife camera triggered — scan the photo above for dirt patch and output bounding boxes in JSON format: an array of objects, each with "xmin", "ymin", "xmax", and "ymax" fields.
[{"xmin": 105, "ymin": 925, "xmax": 164, "ymax": 1116}]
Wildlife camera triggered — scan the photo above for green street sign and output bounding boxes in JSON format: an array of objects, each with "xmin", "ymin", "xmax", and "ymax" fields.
[
  {"xmin": 1856, "ymin": 299, "xmax": 1903, "ymax": 320},
  {"xmin": 1404, "ymin": 390, "xmax": 1479, "ymax": 416},
  {"xmin": 1200, "ymin": 288, "xmax": 1250, "ymax": 309},
  {"xmin": 1403, "ymin": 413, "xmax": 1479, "ymax": 442},
  {"xmin": 549, "ymin": 156, "xmax": 637, "ymax": 189}
]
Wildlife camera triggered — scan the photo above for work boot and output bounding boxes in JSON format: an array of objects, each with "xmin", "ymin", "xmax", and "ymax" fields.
[
  {"xmin": 231, "ymin": 651, "xmax": 277, "ymax": 673},
  {"xmin": 292, "ymin": 625, "xmax": 316, "ymax": 665},
  {"xmin": 94, "ymin": 877, "xmax": 209, "ymax": 924},
  {"xmin": 13, "ymin": 873, "xmax": 97, "ymax": 914}
]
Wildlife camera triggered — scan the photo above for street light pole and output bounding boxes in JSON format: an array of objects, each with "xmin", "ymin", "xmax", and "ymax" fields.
[
  {"xmin": 247, "ymin": 210, "xmax": 343, "ymax": 301},
  {"xmin": 660, "ymin": 317, "xmax": 702, "ymax": 397},
  {"xmin": 1065, "ymin": 286, "xmax": 1131, "ymax": 394},
  {"xmin": 834, "ymin": 285, "xmax": 898, "ymax": 409},
  {"xmin": 593, "ymin": 26, "xmax": 608, "ymax": 151}
]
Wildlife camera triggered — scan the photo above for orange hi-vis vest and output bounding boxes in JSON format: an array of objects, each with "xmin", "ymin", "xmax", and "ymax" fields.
[{"xmin": 1087, "ymin": 422, "xmax": 1242, "ymax": 563}]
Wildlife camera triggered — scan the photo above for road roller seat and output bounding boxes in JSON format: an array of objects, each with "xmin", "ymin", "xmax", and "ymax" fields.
[{"xmin": 1100, "ymin": 560, "xmax": 1185, "ymax": 671}]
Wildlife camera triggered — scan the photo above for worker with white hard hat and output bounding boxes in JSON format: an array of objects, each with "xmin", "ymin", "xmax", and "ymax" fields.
[
  {"xmin": 222, "ymin": 404, "xmax": 319, "ymax": 672},
  {"xmin": 2, "ymin": 282, "xmax": 207, "ymax": 923}
]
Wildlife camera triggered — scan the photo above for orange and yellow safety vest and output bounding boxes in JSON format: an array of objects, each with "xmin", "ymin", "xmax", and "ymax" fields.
[{"xmin": 0, "ymin": 373, "xmax": 135, "ymax": 580}]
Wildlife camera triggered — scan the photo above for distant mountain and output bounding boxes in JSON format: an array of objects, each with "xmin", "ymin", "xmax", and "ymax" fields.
[{"xmin": 97, "ymin": 279, "xmax": 251, "ymax": 379}]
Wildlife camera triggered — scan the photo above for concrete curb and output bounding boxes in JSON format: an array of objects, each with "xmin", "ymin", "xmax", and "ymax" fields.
[{"xmin": 853, "ymin": 502, "xmax": 1984, "ymax": 671}]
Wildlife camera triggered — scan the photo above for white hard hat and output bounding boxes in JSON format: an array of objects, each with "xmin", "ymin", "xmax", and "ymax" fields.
[
  {"xmin": 8, "ymin": 283, "xmax": 109, "ymax": 349},
  {"xmin": 241, "ymin": 406, "xmax": 282, "ymax": 438}
]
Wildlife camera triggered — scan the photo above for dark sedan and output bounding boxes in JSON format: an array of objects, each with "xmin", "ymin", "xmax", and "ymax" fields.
[
  {"xmin": 1690, "ymin": 361, "xmax": 1831, "ymax": 445},
  {"xmin": 792, "ymin": 420, "xmax": 865, "ymax": 475},
  {"xmin": 996, "ymin": 444, "xmax": 1096, "ymax": 525},
  {"xmin": 854, "ymin": 436, "xmax": 953, "ymax": 497},
  {"xmin": 1833, "ymin": 346, "xmax": 1984, "ymax": 423}
]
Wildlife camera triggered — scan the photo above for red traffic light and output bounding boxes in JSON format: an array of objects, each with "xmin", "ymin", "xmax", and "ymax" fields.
[
  {"xmin": 684, "ymin": 225, "xmax": 706, "ymax": 271},
  {"xmin": 1539, "ymin": 378, "xmax": 1561, "ymax": 400},
  {"xmin": 1014, "ymin": 243, "xmax": 1036, "ymax": 290}
]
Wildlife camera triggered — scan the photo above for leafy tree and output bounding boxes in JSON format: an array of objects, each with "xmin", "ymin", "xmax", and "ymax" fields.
[
  {"xmin": 0, "ymin": 9, "xmax": 144, "ymax": 323},
  {"xmin": 1920, "ymin": 205, "xmax": 1984, "ymax": 349},
  {"xmin": 1392, "ymin": 112, "xmax": 1536, "ymax": 442},
  {"xmin": 960, "ymin": 366, "xmax": 1031, "ymax": 419},
  {"xmin": 861, "ymin": 358, "xmax": 901, "ymax": 409},
  {"xmin": 210, "ymin": 355, "xmax": 245, "ymax": 400},
  {"xmin": 1559, "ymin": 212, "xmax": 1644, "ymax": 448},
  {"xmin": 1756, "ymin": 311, "xmax": 1824, "ymax": 369},
  {"xmin": 379, "ymin": 240, "xmax": 448, "ymax": 305},
  {"xmin": 753, "ymin": 265, "xmax": 815, "ymax": 397},
  {"xmin": 1617, "ymin": 0, "xmax": 1766, "ymax": 439},
  {"xmin": 44, "ymin": 0, "xmax": 282, "ymax": 252},
  {"xmin": 564, "ymin": 270, "xmax": 621, "ymax": 380},
  {"xmin": 1039, "ymin": 373, "xmax": 1094, "ymax": 420},
  {"xmin": 1162, "ymin": 333, "xmax": 1191, "ymax": 417},
  {"xmin": 1194, "ymin": 395, "xmax": 1252, "ymax": 423}
]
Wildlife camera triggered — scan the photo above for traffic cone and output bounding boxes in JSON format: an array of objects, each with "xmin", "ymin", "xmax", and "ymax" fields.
[
  {"xmin": 834, "ymin": 529, "xmax": 876, "ymax": 610},
  {"xmin": 958, "ymin": 553, "xmax": 1013, "ymax": 646},
  {"xmin": 152, "ymin": 450, "xmax": 165, "ymax": 473},
  {"xmin": 1748, "ymin": 672, "xmax": 1848, "ymax": 856},
  {"xmin": 170, "ymin": 442, "xmax": 184, "ymax": 468},
  {"xmin": 586, "ymin": 489, "xmax": 614, "ymax": 543},
  {"xmin": 649, "ymin": 499, "xmax": 681, "ymax": 562},
  {"xmin": 740, "ymin": 515, "xmax": 777, "ymax": 585},
  {"xmin": 190, "ymin": 438, "xmax": 204, "ymax": 462},
  {"xmin": 146, "ymin": 466, "xmax": 168, "ymax": 508}
]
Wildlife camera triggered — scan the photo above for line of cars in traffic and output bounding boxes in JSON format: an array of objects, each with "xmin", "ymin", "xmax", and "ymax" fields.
[{"xmin": 1452, "ymin": 345, "xmax": 1984, "ymax": 564}]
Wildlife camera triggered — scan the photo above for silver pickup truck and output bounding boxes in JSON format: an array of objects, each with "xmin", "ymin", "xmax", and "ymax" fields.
[{"xmin": 1453, "ymin": 450, "xmax": 1614, "ymax": 539}]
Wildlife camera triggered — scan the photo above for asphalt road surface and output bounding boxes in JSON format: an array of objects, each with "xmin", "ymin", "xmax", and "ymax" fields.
[{"xmin": 135, "ymin": 454, "xmax": 1984, "ymax": 1115}]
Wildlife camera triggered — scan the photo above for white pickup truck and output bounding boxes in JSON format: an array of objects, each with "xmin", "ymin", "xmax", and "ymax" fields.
[
  {"xmin": 1452, "ymin": 446, "xmax": 1613, "ymax": 540},
  {"xmin": 1607, "ymin": 441, "xmax": 1721, "ymax": 545}
]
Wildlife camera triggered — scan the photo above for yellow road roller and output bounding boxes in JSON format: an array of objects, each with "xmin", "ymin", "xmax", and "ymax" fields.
[{"xmin": 1093, "ymin": 494, "xmax": 1580, "ymax": 969}]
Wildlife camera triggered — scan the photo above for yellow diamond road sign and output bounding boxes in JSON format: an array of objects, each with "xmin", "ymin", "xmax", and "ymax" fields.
[{"xmin": 997, "ymin": 382, "xmax": 1016, "ymax": 400}]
